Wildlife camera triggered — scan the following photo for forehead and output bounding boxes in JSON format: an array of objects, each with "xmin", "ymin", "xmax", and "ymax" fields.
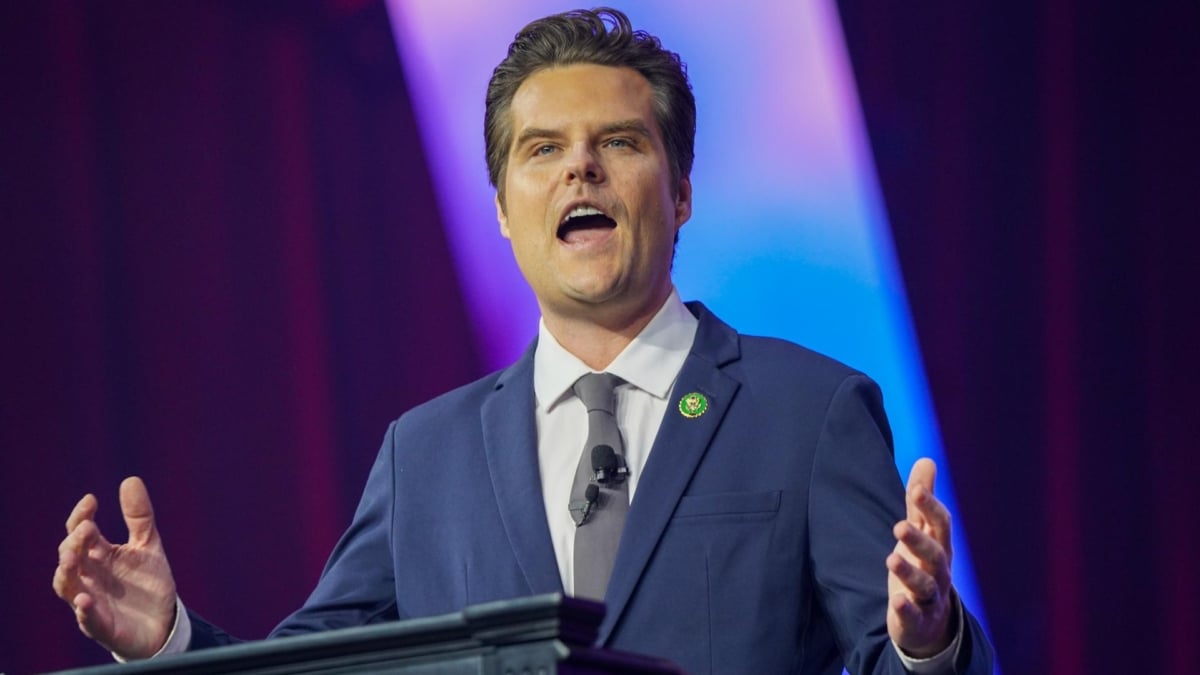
[{"xmin": 507, "ymin": 64, "xmax": 658, "ymax": 139}]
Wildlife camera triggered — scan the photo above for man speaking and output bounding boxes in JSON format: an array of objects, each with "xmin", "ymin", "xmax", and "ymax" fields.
[{"xmin": 54, "ymin": 8, "xmax": 994, "ymax": 674}]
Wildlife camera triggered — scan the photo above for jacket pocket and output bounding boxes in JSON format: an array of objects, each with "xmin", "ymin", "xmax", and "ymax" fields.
[{"xmin": 672, "ymin": 490, "xmax": 781, "ymax": 519}]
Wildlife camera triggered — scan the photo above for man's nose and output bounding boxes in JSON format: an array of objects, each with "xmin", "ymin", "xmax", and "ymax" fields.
[{"xmin": 564, "ymin": 144, "xmax": 605, "ymax": 184}]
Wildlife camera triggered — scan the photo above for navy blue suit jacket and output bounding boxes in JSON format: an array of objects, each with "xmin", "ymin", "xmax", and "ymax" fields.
[{"xmin": 191, "ymin": 303, "xmax": 993, "ymax": 674}]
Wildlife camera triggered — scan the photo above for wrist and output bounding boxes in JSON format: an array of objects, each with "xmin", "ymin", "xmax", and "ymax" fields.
[{"xmin": 112, "ymin": 595, "xmax": 181, "ymax": 663}]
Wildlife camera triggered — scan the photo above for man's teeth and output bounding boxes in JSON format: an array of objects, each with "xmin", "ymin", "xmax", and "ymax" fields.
[{"xmin": 565, "ymin": 205, "xmax": 604, "ymax": 222}]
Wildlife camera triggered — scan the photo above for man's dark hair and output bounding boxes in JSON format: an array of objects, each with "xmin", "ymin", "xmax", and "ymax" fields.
[{"xmin": 484, "ymin": 7, "xmax": 696, "ymax": 202}]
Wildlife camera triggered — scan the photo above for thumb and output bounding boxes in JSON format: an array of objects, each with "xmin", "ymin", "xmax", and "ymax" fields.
[
  {"xmin": 119, "ymin": 476, "xmax": 158, "ymax": 547},
  {"xmin": 905, "ymin": 458, "xmax": 937, "ymax": 524}
]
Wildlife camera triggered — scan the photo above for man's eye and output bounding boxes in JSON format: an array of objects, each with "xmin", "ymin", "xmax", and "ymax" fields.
[
  {"xmin": 606, "ymin": 138, "xmax": 630, "ymax": 149},
  {"xmin": 535, "ymin": 144, "xmax": 556, "ymax": 156}
]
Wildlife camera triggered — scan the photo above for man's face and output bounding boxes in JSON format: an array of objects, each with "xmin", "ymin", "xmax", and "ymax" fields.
[{"xmin": 497, "ymin": 63, "xmax": 691, "ymax": 328}]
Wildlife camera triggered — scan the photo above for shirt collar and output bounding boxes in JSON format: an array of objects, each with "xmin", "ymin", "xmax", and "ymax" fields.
[{"xmin": 533, "ymin": 288, "xmax": 699, "ymax": 411}]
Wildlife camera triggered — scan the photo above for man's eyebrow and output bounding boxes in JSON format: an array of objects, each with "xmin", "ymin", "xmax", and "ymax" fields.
[
  {"xmin": 514, "ymin": 127, "xmax": 563, "ymax": 148},
  {"xmin": 513, "ymin": 120, "xmax": 654, "ymax": 148},
  {"xmin": 599, "ymin": 119, "xmax": 653, "ymax": 137}
]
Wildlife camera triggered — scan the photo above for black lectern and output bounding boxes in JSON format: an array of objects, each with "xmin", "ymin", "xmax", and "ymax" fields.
[{"xmin": 49, "ymin": 594, "xmax": 682, "ymax": 674}]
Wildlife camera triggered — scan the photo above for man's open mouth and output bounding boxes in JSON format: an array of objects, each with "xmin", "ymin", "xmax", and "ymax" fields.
[{"xmin": 558, "ymin": 205, "xmax": 616, "ymax": 244}]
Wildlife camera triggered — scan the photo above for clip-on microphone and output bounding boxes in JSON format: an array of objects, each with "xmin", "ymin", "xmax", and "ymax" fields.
[
  {"xmin": 591, "ymin": 444, "xmax": 628, "ymax": 485},
  {"xmin": 570, "ymin": 445, "xmax": 628, "ymax": 527},
  {"xmin": 570, "ymin": 484, "xmax": 601, "ymax": 527}
]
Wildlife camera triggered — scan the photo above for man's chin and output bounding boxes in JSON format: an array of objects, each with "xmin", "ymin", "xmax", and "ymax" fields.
[{"xmin": 551, "ymin": 286, "xmax": 670, "ymax": 327}]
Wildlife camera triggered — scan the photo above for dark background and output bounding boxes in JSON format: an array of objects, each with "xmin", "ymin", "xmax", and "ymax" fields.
[
  {"xmin": 2, "ymin": 2, "xmax": 1197, "ymax": 674},
  {"xmin": 841, "ymin": 2, "xmax": 1200, "ymax": 673}
]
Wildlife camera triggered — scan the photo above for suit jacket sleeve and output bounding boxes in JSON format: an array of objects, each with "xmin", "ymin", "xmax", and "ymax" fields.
[
  {"xmin": 187, "ymin": 421, "xmax": 401, "ymax": 648},
  {"xmin": 808, "ymin": 374, "xmax": 992, "ymax": 674}
]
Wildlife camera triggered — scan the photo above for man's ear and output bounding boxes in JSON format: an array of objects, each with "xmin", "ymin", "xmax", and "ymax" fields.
[
  {"xmin": 496, "ymin": 193, "xmax": 511, "ymax": 239},
  {"xmin": 674, "ymin": 176, "xmax": 693, "ymax": 230}
]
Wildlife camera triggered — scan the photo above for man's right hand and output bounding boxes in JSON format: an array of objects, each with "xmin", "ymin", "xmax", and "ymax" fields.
[{"xmin": 53, "ymin": 476, "xmax": 178, "ymax": 659}]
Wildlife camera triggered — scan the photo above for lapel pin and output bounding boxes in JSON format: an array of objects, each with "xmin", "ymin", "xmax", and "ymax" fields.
[{"xmin": 678, "ymin": 391, "xmax": 709, "ymax": 419}]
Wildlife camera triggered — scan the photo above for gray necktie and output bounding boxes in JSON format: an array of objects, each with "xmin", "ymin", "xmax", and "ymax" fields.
[{"xmin": 568, "ymin": 372, "xmax": 630, "ymax": 601}]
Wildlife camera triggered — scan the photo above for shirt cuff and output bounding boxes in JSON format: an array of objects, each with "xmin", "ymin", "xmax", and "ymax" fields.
[
  {"xmin": 112, "ymin": 596, "xmax": 192, "ymax": 662},
  {"xmin": 892, "ymin": 591, "xmax": 964, "ymax": 674}
]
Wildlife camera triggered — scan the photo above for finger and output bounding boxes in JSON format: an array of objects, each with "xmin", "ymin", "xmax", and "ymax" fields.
[
  {"xmin": 905, "ymin": 458, "xmax": 937, "ymax": 525},
  {"xmin": 119, "ymin": 476, "xmax": 158, "ymax": 547},
  {"xmin": 887, "ymin": 551, "xmax": 939, "ymax": 603},
  {"xmin": 894, "ymin": 522, "xmax": 951, "ymax": 589},
  {"xmin": 75, "ymin": 518, "xmax": 113, "ymax": 552},
  {"xmin": 73, "ymin": 592, "xmax": 103, "ymax": 641},
  {"xmin": 66, "ymin": 494, "xmax": 99, "ymax": 533},
  {"xmin": 894, "ymin": 521, "xmax": 949, "ymax": 571},
  {"xmin": 910, "ymin": 485, "xmax": 954, "ymax": 557},
  {"xmin": 58, "ymin": 531, "xmax": 80, "ymax": 567},
  {"xmin": 54, "ymin": 529, "xmax": 106, "ymax": 605},
  {"xmin": 53, "ymin": 558, "xmax": 84, "ymax": 604},
  {"xmin": 890, "ymin": 590, "xmax": 925, "ymax": 625},
  {"xmin": 58, "ymin": 520, "xmax": 91, "ymax": 565},
  {"xmin": 58, "ymin": 520, "xmax": 113, "ymax": 580}
]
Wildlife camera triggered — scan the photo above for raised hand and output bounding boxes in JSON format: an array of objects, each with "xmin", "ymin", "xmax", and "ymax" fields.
[
  {"xmin": 886, "ymin": 458, "xmax": 956, "ymax": 658},
  {"xmin": 53, "ymin": 476, "xmax": 179, "ymax": 659}
]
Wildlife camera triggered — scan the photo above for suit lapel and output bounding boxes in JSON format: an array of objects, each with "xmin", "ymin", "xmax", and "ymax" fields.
[
  {"xmin": 598, "ymin": 303, "xmax": 742, "ymax": 643},
  {"xmin": 480, "ymin": 344, "xmax": 563, "ymax": 596}
]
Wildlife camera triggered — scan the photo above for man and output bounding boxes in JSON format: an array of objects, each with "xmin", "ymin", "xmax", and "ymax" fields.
[{"xmin": 54, "ymin": 8, "xmax": 994, "ymax": 673}]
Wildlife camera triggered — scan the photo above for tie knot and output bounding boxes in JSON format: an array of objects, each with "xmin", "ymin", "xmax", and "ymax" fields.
[{"xmin": 573, "ymin": 372, "xmax": 623, "ymax": 414}]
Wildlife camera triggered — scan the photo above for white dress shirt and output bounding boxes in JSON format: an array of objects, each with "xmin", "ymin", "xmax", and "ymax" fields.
[{"xmin": 532, "ymin": 288, "xmax": 699, "ymax": 596}]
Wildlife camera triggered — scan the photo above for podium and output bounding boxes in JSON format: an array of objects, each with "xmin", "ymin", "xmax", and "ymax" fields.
[{"xmin": 50, "ymin": 594, "xmax": 682, "ymax": 674}]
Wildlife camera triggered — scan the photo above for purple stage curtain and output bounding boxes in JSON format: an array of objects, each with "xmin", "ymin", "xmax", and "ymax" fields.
[
  {"xmin": 0, "ymin": 3, "xmax": 481, "ymax": 673},
  {"xmin": 841, "ymin": 2, "xmax": 1200, "ymax": 673}
]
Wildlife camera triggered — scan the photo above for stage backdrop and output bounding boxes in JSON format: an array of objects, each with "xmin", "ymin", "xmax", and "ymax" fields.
[
  {"xmin": 0, "ymin": 3, "xmax": 480, "ymax": 672},
  {"xmin": 840, "ymin": 2, "xmax": 1200, "ymax": 674}
]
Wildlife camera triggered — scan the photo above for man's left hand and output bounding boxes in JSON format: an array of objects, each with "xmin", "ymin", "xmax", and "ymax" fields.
[{"xmin": 886, "ymin": 458, "xmax": 956, "ymax": 657}]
